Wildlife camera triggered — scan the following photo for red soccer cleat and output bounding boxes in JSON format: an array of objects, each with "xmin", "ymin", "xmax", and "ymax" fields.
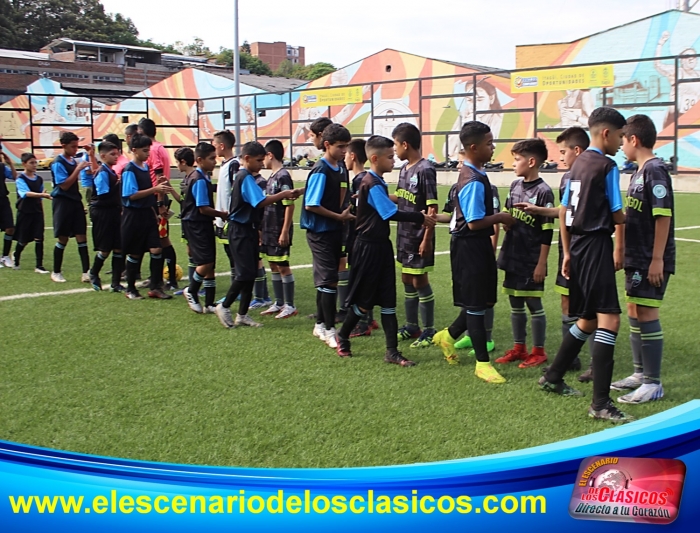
[
  {"xmin": 495, "ymin": 343, "xmax": 529, "ymax": 364},
  {"xmin": 519, "ymin": 346, "xmax": 548, "ymax": 369}
]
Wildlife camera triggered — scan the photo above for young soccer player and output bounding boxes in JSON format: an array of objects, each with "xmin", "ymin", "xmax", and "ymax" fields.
[
  {"xmin": 393, "ymin": 123, "xmax": 439, "ymax": 348},
  {"xmin": 0, "ymin": 146, "xmax": 18, "ymax": 268},
  {"xmin": 259, "ymin": 139, "xmax": 298, "ymax": 319},
  {"xmin": 611, "ymin": 114, "xmax": 675, "ymax": 404},
  {"xmin": 213, "ymin": 130, "xmax": 240, "ymax": 289},
  {"xmin": 495, "ymin": 139, "xmax": 554, "ymax": 368},
  {"xmin": 432, "ymin": 121, "xmax": 515, "ymax": 383},
  {"xmin": 13, "ymin": 153, "xmax": 51, "ymax": 272},
  {"xmin": 182, "ymin": 142, "xmax": 228, "ymax": 314},
  {"xmin": 539, "ymin": 107, "xmax": 633, "ymax": 422},
  {"xmin": 301, "ymin": 124, "xmax": 354, "ymax": 348},
  {"xmin": 49, "ymin": 132, "xmax": 92, "ymax": 283},
  {"xmin": 120, "ymin": 133, "xmax": 174, "ymax": 300},
  {"xmin": 336, "ymin": 135, "xmax": 436, "ymax": 365},
  {"xmin": 215, "ymin": 142, "xmax": 299, "ymax": 329},
  {"xmin": 79, "ymin": 146, "xmax": 98, "ymax": 205},
  {"xmin": 87, "ymin": 141, "xmax": 124, "ymax": 292}
]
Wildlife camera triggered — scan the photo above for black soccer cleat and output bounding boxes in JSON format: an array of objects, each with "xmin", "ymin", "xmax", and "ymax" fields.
[
  {"xmin": 384, "ymin": 350, "xmax": 416, "ymax": 367},
  {"xmin": 588, "ymin": 401, "xmax": 635, "ymax": 424},
  {"xmin": 578, "ymin": 366, "xmax": 594, "ymax": 383},
  {"xmin": 336, "ymin": 336, "xmax": 352, "ymax": 358}
]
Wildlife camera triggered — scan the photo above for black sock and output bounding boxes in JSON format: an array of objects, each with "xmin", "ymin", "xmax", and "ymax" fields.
[
  {"xmin": 149, "ymin": 253, "xmax": 164, "ymax": 290},
  {"xmin": 466, "ymin": 311, "xmax": 489, "ymax": 362},
  {"xmin": 254, "ymin": 267, "xmax": 266, "ymax": 300},
  {"xmin": 187, "ymin": 257, "xmax": 196, "ymax": 283},
  {"xmin": 91, "ymin": 252, "xmax": 107, "ymax": 276},
  {"xmin": 545, "ymin": 324, "xmax": 592, "ymax": 384},
  {"xmin": 164, "ymin": 245, "xmax": 177, "ymax": 287},
  {"xmin": 381, "ymin": 309, "xmax": 399, "ymax": 352},
  {"xmin": 14, "ymin": 242, "xmax": 25, "ymax": 266},
  {"xmin": 316, "ymin": 288, "xmax": 324, "ymax": 325},
  {"xmin": 223, "ymin": 279, "xmax": 244, "ymax": 308},
  {"xmin": 188, "ymin": 271, "xmax": 204, "ymax": 303},
  {"xmin": 238, "ymin": 280, "xmax": 255, "ymax": 315},
  {"xmin": 35, "ymin": 241, "xmax": 43, "ymax": 268},
  {"xmin": 53, "ymin": 242, "xmax": 66, "ymax": 273},
  {"xmin": 322, "ymin": 289, "xmax": 337, "ymax": 330},
  {"xmin": 204, "ymin": 278, "xmax": 216, "ymax": 308},
  {"xmin": 448, "ymin": 308, "xmax": 468, "ymax": 340},
  {"xmin": 3, "ymin": 233, "xmax": 12, "ymax": 257},
  {"xmin": 339, "ymin": 305, "xmax": 364, "ymax": 339},
  {"xmin": 125, "ymin": 256, "xmax": 139, "ymax": 291},
  {"xmin": 591, "ymin": 329, "xmax": 618, "ymax": 410},
  {"xmin": 112, "ymin": 253, "xmax": 124, "ymax": 288},
  {"xmin": 78, "ymin": 241, "xmax": 89, "ymax": 273}
]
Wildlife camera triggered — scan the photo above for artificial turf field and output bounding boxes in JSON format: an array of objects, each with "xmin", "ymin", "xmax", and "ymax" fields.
[{"xmin": 0, "ymin": 183, "xmax": 698, "ymax": 469}]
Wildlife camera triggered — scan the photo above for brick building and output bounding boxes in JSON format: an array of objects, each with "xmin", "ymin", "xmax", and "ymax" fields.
[{"xmin": 250, "ymin": 42, "xmax": 305, "ymax": 71}]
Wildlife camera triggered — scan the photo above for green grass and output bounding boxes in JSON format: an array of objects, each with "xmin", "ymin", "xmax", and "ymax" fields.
[{"xmin": 0, "ymin": 185, "xmax": 699, "ymax": 469}]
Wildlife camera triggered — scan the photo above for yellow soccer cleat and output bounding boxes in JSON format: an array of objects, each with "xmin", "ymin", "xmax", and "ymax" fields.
[
  {"xmin": 475, "ymin": 362, "xmax": 506, "ymax": 384},
  {"xmin": 433, "ymin": 328, "xmax": 459, "ymax": 365}
]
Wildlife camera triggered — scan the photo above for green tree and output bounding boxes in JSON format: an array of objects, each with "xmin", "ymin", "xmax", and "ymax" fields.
[
  {"xmin": 0, "ymin": 0, "xmax": 18, "ymax": 49},
  {"xmin": 240, "ymin": 40, "xmax": 251, "ymax": 54},
  {"xmin": 305, "ymin": 62, "xmax": 336, "ymax": 80},
  {"xmin": 181, "ymin": 37, "xmax": 212, "ymax": 57},
  {"xmin": 216, "ymin": 47, "xmax": 272, "ymax": 76}
]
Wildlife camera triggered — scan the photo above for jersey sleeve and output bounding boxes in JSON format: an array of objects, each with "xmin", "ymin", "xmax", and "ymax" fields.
[
  {"xmin": 279, "ymin": 173, "xmax": 295, "ymax": 206},
  {"xmin": 241, "ymin": 174, "xmax": 265, "ymax": 208},
  {"xmin": 540, "ymin": 188, "xmax": 556, "ymax": 230},
  {"xmin": 420, "ymin": 167, "xmax": 439, "ymax": 207},
  {"xmin": 51, "ymin": 161, "xmax": 70, "ymax": 184},
  {"xmin": 561, "ymin": 181, "xmax": 571, "ymax": 207},
  {"xmin": 491, "ymin": 185, "xmax": 501, "ymax": 213},
  {"xmin": 94, "ymin": 168, "xmax": 111, "ymax": 196},
  {"xmin": 121, "ymin": 170, "xmax": 139, "ymax": 198},
  {"xmin": 305, "ymin": 172, "xmax": 326, "ymax": 207},
  {"xmin": 458, "ymin": 180, "xmax": 486, "ymax": 223},
  {"xmin": 443, "ymin": 184, "xmax": 457, "ymax": 213},
  {"xmin": 368, "ymin": 184, "xmax": 398, "ymax": 220},
  {"xmin": 646, "ymin": 166, "xmax": 673, "ymax": 217},
  {"xmin": 3, "ymin": 165, "xmax": 13, "ymax": 180},
  {"xmin": 215, "ymin": 167, "xmax": 232, "ymax": 224},
  {"xmin": 16, "ymin": 178, "xmax": 30, "ymax": 198},
  {"xmin": 192, "ymin": 179, "xmax": 210, "ymax": 207},
  {"xmin": 605, "ymin": 166, "xmax": 623, "ymax": 212}
]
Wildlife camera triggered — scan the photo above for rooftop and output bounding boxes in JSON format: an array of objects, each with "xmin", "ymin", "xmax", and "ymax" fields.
[{"xmin": 43, "ymin": 38, "xmax": 162, "ymax": 53}]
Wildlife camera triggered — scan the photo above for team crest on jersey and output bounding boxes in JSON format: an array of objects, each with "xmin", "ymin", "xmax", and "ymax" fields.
[
  {"xmin": 546, "ymin": 202, "xmax": 554, "ymax": 208},
  {"xmin": 407, "ymin": 254, "xmax": 414, "ymax": 262},
  {"xmin": 529, "ymin": 196, "xmax": 537, "ymax": 204},
  {"xmin": 409, "ymin": 176, "xmax": 418, "ymax": 187},
  {"xmin": 281, "ymin": 184, "xmax": 291, "ymax": 191},
  {"xmin": 635, "ymin": 176, "xmax": 643, "ymax": 185},
  {"xmin": 653, "ymin": 184, "xmax": 667, "ymax": 199},
  {"xmin": 493, "ymin": 197, "xmax": 499, "ymax": 209},
  {"xmin": 631, "ymin": 271, "xmax": 643, "ymax": 287}
]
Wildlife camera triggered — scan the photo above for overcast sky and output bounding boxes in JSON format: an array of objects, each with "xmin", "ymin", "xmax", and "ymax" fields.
[{"xmin": 100, "ymin": 0, "xmax": 684, "ymax": 69}]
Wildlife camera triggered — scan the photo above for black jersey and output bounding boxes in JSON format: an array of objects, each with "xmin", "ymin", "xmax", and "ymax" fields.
[
  {"xmin": 0, "ymin": 163, "xmax": 10, "ymax": 198},
  {"xmin": 444, "ymin": 183, "xmax": 499, "ymax": 215},
  {"xmin": 395, "ymin": 158, "xmax": 438, "ymax": 251},
  {"xmin": 497, "ymin": 178, "xmax": 555, "ymax": 273},
  {"xmin": 122, "ymin": 161, "xmax": 155, "ymax": 209},
  {"xmin": 262, "ymin": 169, "xmax": 295, "ymax": 246},
  {"xmin": 563, "ymin": 148, "xmax": 623, "ymax": 236},
  {"xmin": 450, "ymin": 164, "xmax": 495, "ymax": 239},
  {"xmin": 229, "ymin": 170, "xmax": 266, "ymax": 227},
  {"xmin": 15, "ymin": 174, "xmax": 43, "ymax": 213},
  {"xmin": 624, "ymin": 158, "xmax": 675, "ymax": 273},
  {"xmin": 355, "ymin": 172, "xmax": 397, "ymax": 241},
  {"xmin": 180, "ymin": 169, "xmax": 197, "ymax": 203},
  {"xmin": 91, "ymin": 164, "xmax": 121, "ymax": 209},
  {"xmin": 300, "ymin": 158, "xmax": 349, "ymax": 233},
  {"xmin": 50, "ymin": 155, "xmax": 82, "ymax": 202},
  {"xmin": 181, "ymin": 169, "xmax": 215, "ymax": 223}
]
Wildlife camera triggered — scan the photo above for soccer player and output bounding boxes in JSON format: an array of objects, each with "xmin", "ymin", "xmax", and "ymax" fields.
[
  {"xmin": 215, "ymin": 142, "xmax": 299, "ymax": 329},
  {"xmin": 87, "ymin": 141, "xmax": 124, "ymax": 292},
  {"xmin": 301, "ymin": 124, "xmax": 354, "ymax": 348},
  {"xmin": 173, "ymin": 147, "xmax": 197, "ymax": 294},
  {"xmin": 539, "ymin": 107, "xmax": 634, "ymax": 423},
  {"xmin": 12, "ymin": 153, "xmax": 51, "ymax": 273},
  {"xmin": 336, "ymin": 135, "xmax": 436, "ymax": 365},
  {"xmin": 120, "ymin": 133, "xmax": 174, "ymax": 300},
  {"xmin": 392, "ymin": 123, "xmax": 439, "ymax": 349},
  {"xmin": 213, "ymin": 130, "xmax": 240, "ymax": 288},
  {"xmin": 182, "ymin": 142, "xmax": 228, "ymax": 314},
  {"xmin": 0, "ymin": 146, "xmax": 18, "ymax": 268},
  {"xmin": 259, "ymin": 139, "xmax": 298, "ymax": 319},
  {"xmin": 611, "ymin": 114, "xmax": 675, "ymax": 404},
  {"xmin": 49, "ymin": 132, "xmax": 92, "ymax": 283},
  {"xmin": 432, "ymin": 121, "xmax": 515, "ymax": 383},
  {"xmin": 495, "ymin": 139, "xmax": 554, "ymax": 368},
  {"xmin": 79, "ymin": 146, "xmax": 97, "ymax": 205}
]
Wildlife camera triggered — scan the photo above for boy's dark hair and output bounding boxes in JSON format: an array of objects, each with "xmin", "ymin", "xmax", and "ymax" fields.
[
  {"xmin": 213, "ymin": 129, "xmax": 236, "ymax": 149},
  {"xmin": 21, "ymin": 153, "xmax": 36, "ymax": 164},
  {"xmin": 322, "ymin": 123, "xmax": 351, "ymax": 146},
  {"xmin": 588, "ymin": 106, "xmax": 626, "ymax": 132},
  {"xmin": 240, "ymin": 141, "xmax": 266, "ymax": 158},
  {"xmin": 365, "ymin": 135, "xmax": 394, "ymax": 157},
  {"xmin": 59, "ymin": 131, "xmax": 79, "ymax": 145},
  {"xmin": 125, "ymin": 124, "xmax": 138, "ymax": 136},
  {"xmin": 555, "ymin": 126, "xmax": 590, "ymax": 150},
  {"xmin": 102, "ymin": 133, "xmax": 123, "ymax": 151},
  {"xmin": 129, "ymin": 133, "xmax": 152, "ymax": 150},
  {"xmin": 392, "ymin": 122, "xmax": 421, "ymax": 150},
  {"xmin": 138, "ymin": 118, "xmax": 157, "ymax": 138},
  {"xmin": 195, "ymin": 142, "xmax": 216, "ymax": 159},
  {"xmin": 98, "ymin": 141, "xmax": 119, "ymax": 154},
  {"xmin": 348, "ymin": 138, "xmax": 367, "ymax": 165},
  {"xmin": 264, "ymin": 140, "xmax": 285, "ymax": 162},
  {"xmin": 459, "ymin": 121, "xmax": 491, "ymax": 149},
  {"xmin": 310, "ymin": 117, "xmax": 333, "ymax": 136},
  {"xmin": 174, "ymin": 147, "xmax": 195, "ymax": 166},
  {"xmin": 624, "ymin": 114, "xmax": 657, "ymax": 149},
  {"xmin": 511, "ymin": 138, "xmax": 548, "ymax": 165}
]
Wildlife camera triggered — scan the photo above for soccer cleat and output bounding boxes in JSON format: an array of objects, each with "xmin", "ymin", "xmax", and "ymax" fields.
[
  {"xmin": 215, "ymin": 304, "xmax": 235, "ymax": 329},
  {"xmin": 260, "ymin": 303, "xmax": 283, "ymax": 316},
  {"xmin": 235, "ymin": 314, "xmax": 263, "ymax": 328},
  {"xmin": 467, "ymin": 340, "xmax": 496, "ymax": 357},
  {"xmin": 569, "ymin": 357, "xmax": 582, "ymax": 372},
  {"xmin": 538, "ymin": 375, "xmax": 583, "ymax": 396},
  {"xmin": 519, "ymin": 347, "xmax": 548, "ymax": 369},
  {"xmin": 12, "ymin": 264, "xmax": 20, "ymax": 270},
  {"xmin": 617, "ymin": 383, "xmax": 664, "ymax": 404},
  {"xmin": 124, "ymin": 290, "xmax": 144, "ymax": 300},
  {"xmin": 433, "ymin": 328, "xmax": 459, "ymax": 365},
  {"xmin": 183, "ymin": 287, "xmax": 203, "ymax": 313},
  {"xmin": 454, "ymin": 335, "xmax": 473, "ymax": 350},
  {"xmin": 313, "ymin": 323, "xmax": 325, "ymax": 339},
  {"xmin": 50, "ymin": 272, "xmax": 66, "ymax": 283},
  {"xmin": 588, "ymin": 401, "xmax": 635, "ymax": 423},
  {"xmin": 202, "ymin": 305, "xmax": 217, "ymax": 314},
  {"xmin": 148, "ymin": 289, "xmax": 173, "ymax": 300},
  {"xmin": 110, "ymin": 284, "xmax": 126, "ymax": 293},
  {"xmin": 349, "ymin": 322, "xmax": 372, "ymax": 338},
  {"xmin": 475, "ymin": 362, "xmax": 506, "ymax": 384},
  {"xmin": 397, "ymin": 325, "xmax": 421, "ymax": 341},
  {"xmin": 578, "ymin": 366, "xmax": 594, "ymax": 383},
  {"xmin": 173, "ymin": 289, "xmax": 185, "ymax": 296},
  {"xmin": 335, "ymin": 308, "xmax": 348, "ymax": 324},
  {"xmin": 248, "ymin": 298, "xmax": 267, "ymax": 310},
  {"xmin": 336, "ymin": 336, "xmax": 352, "ymax": 358},
  {"xmin": 610, "ymin": 374, "xmax": 643, "ymax": 391},
  {"xmin": 384, "ymin": 350, "xmax": 416, "ymax": 367},
  {"xmin": 275, "ymin": 305, "xmax": 298, "ymax": 319},
  {"xmin": 137, "ymin": 279, "xmax": 151, "ymax": 289},
  {"xmin": 322, "ymin": 327, "xmax": 338, "ymax": 348},
  {"xmin": 81, "ymin": 272, "xmax": 91, "ymax": 283},
  {"xmin": 35, "ymin": 266, "xmax": 50, "ymax": 274},
  {"xmin": 410, "ymin": 329, "xmax": 435, "ymax": 349},
  {"xmin": 1, "ymin": 255, "xmax": 15, "ymax": 268},
  {"xmin": 89, "ymin": 273, "xmax": 102, "ymax": 291},
  {"xmin": 495, "ymin": 344, "xmax": 529, "ymax": 364},
  {"xmin": 369, "ymin": 320, "xmax": 380, "ymax": 331}
]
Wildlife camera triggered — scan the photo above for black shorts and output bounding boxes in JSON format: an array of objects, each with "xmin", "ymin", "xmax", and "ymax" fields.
[
  {"xmin": 261, "ymin": 243, "xmax": 291, "ymax": 263},
  {"xmin": 345, "ymin": 237, "xmax": 397, "ymax": 310},
  {"xmin": 307, "ymin": 229, "xmax": 342, "ymax": 287},
  {"xmin": 90, "ymin": 206, "xmax": 121, "ymax": 252},
  {"xmin": 502, "ymin": 271, "xmax": 544, "ymax": 298},
  {"xmin": 228, "ymin": 221, "xmax": 258, "ymax": 282},
  {"xmin": 554, "ymin": 241, "xmax": 569, "ymax": 296},
  {"xmin": 183, "ymin": 220, "xmax": 216, "ymax": 265},
  {"xmin": 569, "ymin": 233, "xmax": 621, "ymax": 319},
  {"xmin": 121, "ymin": 207, "xmax": 161, "ymax": 255},
  {"xmin": 451, "ymin": 235, "xmax": 497, "ymax": 311},
  {"xmin": 52, "ymin": 197, "xmax": 87, "ymax": 238},
  {"xmin": 0, "ymin": 197, "xmax": 13, "ymax": 231},
  {"xmin": 15, "ymin": 211, "xmax": 44, "ymax": 243},
  {"xmin": 396, "ymin": 237, "xmax": 435, "ymax": 275},
  {"xmin": 625, "ymin": 269, "xmax": 672, "ymax": 308}
]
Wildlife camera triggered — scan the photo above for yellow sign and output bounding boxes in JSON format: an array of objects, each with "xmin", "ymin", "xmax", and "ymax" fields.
[
  {"xmin": 511, "ymin": 64, "xmax": 614, "ymax": 93},
  {"xmin": 300, "ymin": 86, "xmax": 363, "ymax": 108}
]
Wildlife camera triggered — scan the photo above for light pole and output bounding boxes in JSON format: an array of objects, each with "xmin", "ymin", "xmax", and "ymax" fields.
[{"xmin": 233, "ymin": 0, "xmax": 241, "ymax": 155}]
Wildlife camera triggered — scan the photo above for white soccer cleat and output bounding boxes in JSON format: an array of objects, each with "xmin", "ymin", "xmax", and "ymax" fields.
[
  {"xmin": 275, "ymin": 305, "xmax": 298, "ymax": 319},
  {"xmin": 323, "ymin": 327, "xmax": 338, "ymax": 349},
  {"xmin": 202, "ymin": 305, "xmax": 217, "ymax": 314},
  {"xmin": 51, "ymin": 272, "xmax": 66, "ymax": 283},
  {"xmin": 610, "ymin": 374, "xmax": 643, "ymax": 391},
  {"xmin": 617, "ymin": 382, "xmax": 664, "ymax": 404},
  {"xmin": 313, "ymin": 323, "xmax": 325, "ymax": 339},
  {"xmin": 81, "ymin": 272, "xmax": 91, "ymax": 283},
  {"xmin": 35, "ymin": 267, "xmax": 50, "ymax": 274},
  {"xmin": 260, "ymin": 302, "xmax": 283, "ymax": 316},
  {"xmin": 0, "ymin": 255, "xmax": 15, "ymax": 268},
  {"xmin": 215, "ymin": 303, "xmax": 235, "ymax": 328},
  {"xmin": 235, "ymin": 314, "xmax": 263, "ymax": 327},
  {"xmin": 183, "ymin": 287, "xmax": 203, "ymax": 314}
]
